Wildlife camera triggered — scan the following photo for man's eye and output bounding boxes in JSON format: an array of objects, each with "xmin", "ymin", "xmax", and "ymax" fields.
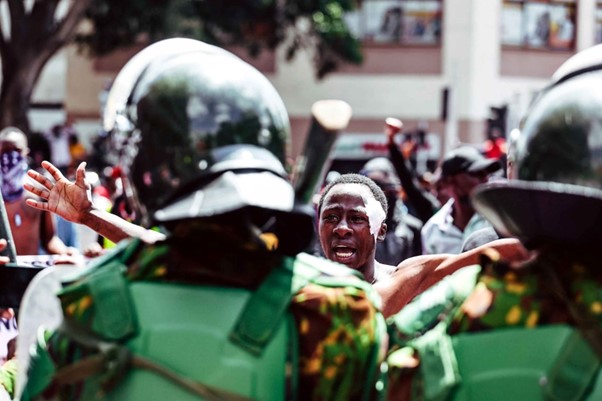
[
  {"xmin": 350, "ymin": 215, "xmax": 367, "ymax": 223},
  {"xmin": 323, "ymin": 214, "xmax": 338, "ymax": 222}
]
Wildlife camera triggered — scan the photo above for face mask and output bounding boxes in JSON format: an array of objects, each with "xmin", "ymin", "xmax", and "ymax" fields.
[{"xmin": 0, "ymin": 151, "xmax": 27, "ymax": 202}]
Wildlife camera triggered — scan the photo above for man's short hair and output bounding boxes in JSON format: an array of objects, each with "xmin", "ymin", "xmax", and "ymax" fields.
[{"xmin": 318, "ymin": 173, "xmax": 388, "ymax": 215}]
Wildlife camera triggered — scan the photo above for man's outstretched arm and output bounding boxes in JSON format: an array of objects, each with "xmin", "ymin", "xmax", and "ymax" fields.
[
  {"xmin": 374, "ymin": 238, "xmax": 532, "ymax": 318},
  {"xmin": 24, "ymin": 161, "xmax": 165, "ymax": 245}
]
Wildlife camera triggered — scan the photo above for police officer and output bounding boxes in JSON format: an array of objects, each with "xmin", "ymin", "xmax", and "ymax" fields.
[
  {"xmin": 385, "ymin": 45, "xmax": 602, "ymax": 400},
  {"xmin": 19, "ymin": 39, "xmax": 386, "ymax": 401}
]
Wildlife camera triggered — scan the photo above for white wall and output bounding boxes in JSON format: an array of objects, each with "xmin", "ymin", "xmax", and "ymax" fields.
[
  {"xmin": 271, "ymin": 44, "xmax": 445, "ymax": 121},
  {"xmin": 272, "ymin": 0, "xmax": 588, "ymax": 146}
]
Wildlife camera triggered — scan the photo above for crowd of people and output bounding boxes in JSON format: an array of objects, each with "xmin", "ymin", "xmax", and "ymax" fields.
[{"xmin": 0, "ymin": 37, "xmax": 600, "ymax": 401}]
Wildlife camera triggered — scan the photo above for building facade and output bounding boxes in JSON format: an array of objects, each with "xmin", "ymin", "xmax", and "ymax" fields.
[{"xmin": 56, "ymin": 0, "xmax": 598, "ymax": 168}]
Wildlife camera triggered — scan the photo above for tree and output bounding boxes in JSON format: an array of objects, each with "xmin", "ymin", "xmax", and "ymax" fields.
[{"xmin": 0, "ymin": 0, "xmax": 363, "ymax": 133}]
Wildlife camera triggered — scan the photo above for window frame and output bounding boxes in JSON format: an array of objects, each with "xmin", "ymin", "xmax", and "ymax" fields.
[
  {"xmin": 347, "ymin": 0, "xmax": 444, "ymax": 47},
  {"xmin": 501, "ymin": 0, "xmax": 577, "ymax": 52}
]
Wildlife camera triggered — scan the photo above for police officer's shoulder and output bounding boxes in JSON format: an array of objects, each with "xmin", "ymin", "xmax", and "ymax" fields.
[
  {"xmin": 290, "ymin": 252, "xmax": 383, "ymax": 309},
  {"xmin": 67, "ymin": 238, "xmax": 139, "ymax": 282}
]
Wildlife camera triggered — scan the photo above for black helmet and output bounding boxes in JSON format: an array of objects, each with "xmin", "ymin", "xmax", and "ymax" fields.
[
  {"xmin": 104, "ymin": 38, "xmax": 313, "ymax": 253},
  {"xmin": 472, "ymin": 45, "xmax": 602, "ymax": 251}
]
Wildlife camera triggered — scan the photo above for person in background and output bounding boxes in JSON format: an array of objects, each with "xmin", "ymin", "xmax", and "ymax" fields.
[
  {"xmin": 459, "ymin": 127, "xmax": 522, "ymax": 252},
  {"xmin": 385, "ymin": 118, "xmax": 440, "ymax": 224},
  {"xmin": 67, "ymin": 133, "xmax": 87, "ymax": 176},
  {"xmin": 0, "ymin": 128, "xmax": 77, "ymax": 401},
  {"xmin": 0, "ymin": 127, "xmax": 74, "ymax": 257},
  {"xmin": 43, "ymin": 120, "xmax": 75, "ymax": 176},
  {"xmin": 420, "ymin": 145, "xmax": 501, "ymax": 254},
  {"xmin": 27, "ymin": 132, "xmax": 51, "ymax": 175}
]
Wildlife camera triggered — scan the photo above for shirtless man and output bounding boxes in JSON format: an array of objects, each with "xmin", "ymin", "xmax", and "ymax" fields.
[
  {"xmin": 317, "ymin": 173, "xmax": 531, "ymax": 316},
  {"xmin": 25, "ymin": 159, "xmax": 531, "ymax": 319},
  {"xmin": 0, "ymin": 127, "xmax": 72, "ymax": 256}
]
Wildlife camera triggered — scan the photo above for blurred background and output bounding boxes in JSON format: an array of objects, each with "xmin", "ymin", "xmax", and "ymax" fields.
[{"xmin": 0, "ymin": 0, "xmax": 593, "ymax": 173}]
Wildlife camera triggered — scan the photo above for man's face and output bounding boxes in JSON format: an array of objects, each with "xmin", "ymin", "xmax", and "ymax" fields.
[
  {"xmin": 318, "ymin": 183, "xmax": 386, "ymax": 273},
  {"xmin": 449, "ymin": 170, "xmax": 489, "ymax": 204}
]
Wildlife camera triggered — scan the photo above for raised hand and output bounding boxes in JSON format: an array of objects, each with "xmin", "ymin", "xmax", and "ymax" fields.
[
  {"xmin": 385, "ymin": 117, "xmax": 403, "ymax": 145},
  {"xmin": 24, "ymin": 161, "xmax": 94, "ymax": 224}
]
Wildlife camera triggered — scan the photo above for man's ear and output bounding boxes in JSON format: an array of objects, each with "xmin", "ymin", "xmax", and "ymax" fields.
[{"xmin": 377, "ymin": 223, "xmax": 387, "ymax": 242}]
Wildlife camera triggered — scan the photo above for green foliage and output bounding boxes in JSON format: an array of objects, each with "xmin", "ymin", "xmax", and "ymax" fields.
[
  {"xmin": 74, "ymin": 0, "xmax": 171, "ymax": 54},
  {"xmin": 75, "ymin": 0, "xmax": 363, "ymax": 79}
]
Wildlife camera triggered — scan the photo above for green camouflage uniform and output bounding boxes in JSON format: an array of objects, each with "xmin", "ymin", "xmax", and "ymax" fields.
[
  {"xmin": 386, "ymin": 249, "xmax": 602, "ymax": 401},
  {"xmin": 22, "ymin": 221, "xmax": 386, "ymax": 401},
  {"xmin": 0, "ymin": 358, "xmax": 17, "ymax": 398}
]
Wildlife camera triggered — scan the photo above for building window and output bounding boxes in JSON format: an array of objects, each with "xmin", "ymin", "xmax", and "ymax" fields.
[
  {"xmin": 501, "ymin": 1, "xmax": 576, "ymax": 51},
  {"xmin": 345, "ymin": 0, "xmax": 442, "ymax": 45}
]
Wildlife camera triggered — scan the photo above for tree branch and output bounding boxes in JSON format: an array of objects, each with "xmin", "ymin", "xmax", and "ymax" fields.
[
  {"xmin": 47, "ymin": 0, "xmax": 92, "ymax": 52},
  {"xmin": 0, "ymin": 17, "xmax": 7, "ymax": 60},
  {"xmin": 29, "ymin": 0, "xmax": 60, "ymax": 47},
  {"xmin": 24, "ymin": 0, "xmax": 92, "ymax": 86},
  {"xmin": 7, "ymin": 0, "xmax": 25, "ymax": 45},
  {"xmin": 14, "ymin": 0, "xmax": 92, "ymax": 111}
]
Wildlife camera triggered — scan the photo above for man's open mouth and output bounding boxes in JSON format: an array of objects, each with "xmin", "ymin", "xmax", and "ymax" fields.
[{"xmin": 333, "ymin": 245, "xmax": 355, "ymax": 263}]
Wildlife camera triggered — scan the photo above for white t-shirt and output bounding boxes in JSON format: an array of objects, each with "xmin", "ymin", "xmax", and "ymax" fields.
[
  {"xmin": 421, "ymin": 199, "xmax": 493, "ymax": 255},
  {"xmin": 43, "ymin": 127, "xmax": 72, "ymax": 168}
]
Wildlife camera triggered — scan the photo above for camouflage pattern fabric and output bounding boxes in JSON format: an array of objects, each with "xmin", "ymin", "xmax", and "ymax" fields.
[
  {"xmin": 24, "ymin": 220, "xmax": 384, "ymax": 401},
  {"xmin": 450, "ymin": 251, "xmax": 602, "ymax": 333},
  {"xmin": 291, "ymin": 283, "xmax": 381, "ymax": 401},
  {"xmin": 0, "ymin": 358, "xmax": 17, "ymax": 398},
  {"xmin": 386, "ymin": 249, "xmax": 602, "ymax": 401}
]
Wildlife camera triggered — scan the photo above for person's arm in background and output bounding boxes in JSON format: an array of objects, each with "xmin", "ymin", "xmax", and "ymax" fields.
[
  {"xmin": 39, "ymin": 208, "xmax": 77, "ymax": 256},
  {"xmin": 385, "ymin": 118, "xmax": 440, "ymax": 224},
  {"xmin": 373, "ymin": 237, "xmax": 532, "ymax": 318},
  {"xmin": 24, "ymin": 161, "xmax": 165, "ymax": 245}
]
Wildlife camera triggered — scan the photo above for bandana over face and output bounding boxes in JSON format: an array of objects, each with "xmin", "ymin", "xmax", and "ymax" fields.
[{"xmin": 0, "ymin": 151, "xmax": 27, "ymax": 202}]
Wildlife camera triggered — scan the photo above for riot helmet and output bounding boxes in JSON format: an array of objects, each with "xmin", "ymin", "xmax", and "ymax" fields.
[
  {"xmin": 104, "ymin": 38, "xmax": 313, "ymax": 254},
  {"xmin": 472, "ymin": 46, "xmax": 602, "ymax": 251}
]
